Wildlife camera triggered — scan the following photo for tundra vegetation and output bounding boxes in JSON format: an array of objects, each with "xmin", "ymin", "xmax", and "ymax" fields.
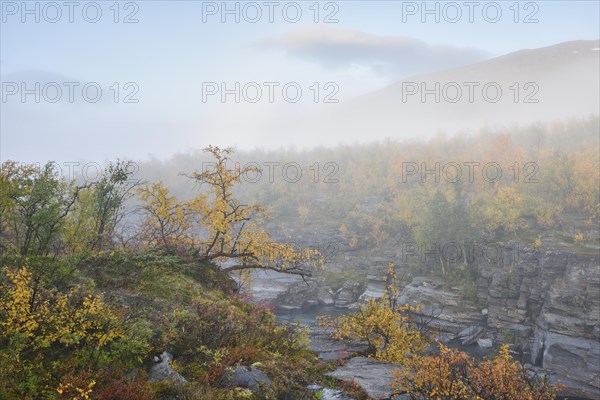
[{"xmin": 1, "ymin": 117, "xmax": 597, "ymax": 399}]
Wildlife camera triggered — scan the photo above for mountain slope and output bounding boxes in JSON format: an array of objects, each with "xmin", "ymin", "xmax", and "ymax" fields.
[{"xmin": 293, "ymin": 40, "xmax": 600, "ymax": 142}]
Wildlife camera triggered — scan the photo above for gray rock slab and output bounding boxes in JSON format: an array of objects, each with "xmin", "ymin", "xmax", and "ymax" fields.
[{"xmin": 326, "ymin": 356, "xmax": 398, "ymax": 399}]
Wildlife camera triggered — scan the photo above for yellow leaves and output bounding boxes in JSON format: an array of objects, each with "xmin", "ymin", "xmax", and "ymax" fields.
[
  {"xmin": 1, "ymin": 266, "xmax": 123, "ymax": 356},
  {"xmin": 56, "ymin": 379, "xmax": 96, "ymax": 400},
  {"xmin": 319, "ymin": 272, "xmax": 426, "ymax": 365},
  {"xmin": 320, "ymin": 299, "xmax": 426, "ymax": 363},
  {"xmin": 541, "ymin": 149, "xmax": 599, "ymax": 218},
  {"xmin": 480, "ymin": 186, "xmax": 527, "ymax": 235},
  {"xmin": 0, "ymin": 266, "xmax": 129, "ymax": 398},
  {"xmin": 339, "ymin": 224, "xmax": 349, "ymax": 238},
  {"xmin": 535, "ymin": 202, "xmax": 563, "ymax": 228},
  {"xmin": 395, "ymin": 342, "xmax": 561, "ymax": 399},
  {"xmin": 497, "ymin": 186, "xmax": 523, "ymax": 205},
  {"xmin": 137, "ymin": 182, "xmax": 199, "ymax": 250},
  {"xmin": 182, "ymin": 147, "xmax": 323, "ymax": 274},
  {"xmin": 137, "ymin": 147, "xmax": 321, "ymax": 274},
  {"xmin": 395, "ymin": 343, "xmax": 472, "ymax": 400},
  {"xmin": 1, "ymin": 268, "xmax": 39, "ymax": 337},
  {"xmin": 321, "ymin": 262, "xmax": 562, "ymax": 400}
]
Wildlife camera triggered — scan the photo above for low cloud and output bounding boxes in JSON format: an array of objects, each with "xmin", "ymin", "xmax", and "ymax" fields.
[{"xmin": 260, "ymin": 26, "xmax": 492, "ymax": 79}]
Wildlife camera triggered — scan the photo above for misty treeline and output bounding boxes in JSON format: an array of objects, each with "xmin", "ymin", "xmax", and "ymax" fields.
[
  {"xmin": 141, "ymin": 116, "xmax": 599, "ymax": 260},
  {"xmin": 2, "ymin": 116, "xmax": 597, "ymax": 274}
]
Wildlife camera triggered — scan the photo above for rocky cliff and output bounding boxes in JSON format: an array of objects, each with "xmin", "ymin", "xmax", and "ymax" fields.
[
  {"xmin": 272, "ymin": 244, "xmax": 597, "ymax": 397},
  {"xmin": 478, "ymin": 243, "xmax": 600, "ymax": 397},
  {"xmin": 263, "ymin": 222, "xmax": 599, "ymax": 398},
  {"xmin": 389, "ymin": 242, "xmax": 599, "ymax": 398}
]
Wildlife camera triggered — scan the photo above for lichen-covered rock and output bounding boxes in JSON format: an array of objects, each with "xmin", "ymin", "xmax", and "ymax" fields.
[
  {"xmin": 334, "ymin": 281, "xmax": 361, "ymax": 308},
  {"xmin": 307, "ymin": 385, "xmax": 356, "ymax": 400},
  {"xmin": 148, "ymin": 351, "xmax": 188, "ymax": 384},
  {"xmin": 221, "ymin": 366, "xmax": 271, "ymax": 394},
  {"xmin": 326, "ymin": 357, "xmax": 397, "ymax": 399}
]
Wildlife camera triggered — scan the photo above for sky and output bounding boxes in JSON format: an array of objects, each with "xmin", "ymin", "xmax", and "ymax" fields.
[{"xmin": 1, "ymin": 0, "xmax": 599, "ymax": 163}]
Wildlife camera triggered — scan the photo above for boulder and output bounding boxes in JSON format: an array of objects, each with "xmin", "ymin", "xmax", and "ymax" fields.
[
  {"xmin": 308, "ymin": 326, "xmax": 369, "ymax": 361},
  {"xmin": 477, "ymin": 338, "xmax": 493, "ymax": 348},
  {"xmin": 335, "ymin": 281, "xmax": 361, "ymax": 308},
  {"xmin": 317, "ymin": 286, "xmax": 336, "ymax": 306},
  {"xmin": 358, "ymin": 274, "xmax": 388, "ymax": 302},
  {"xmin": 221, "ymin": 366, "xmax": 271, "ymax": 394},
  {"xmin": 304, "ymin": 299, "xmax": 320, "ymax": 308},
  {"xmin": 326, "ymin": 357, "xmax": 397, "ymax": 399},
  {"xmin": 274, "ymin": 280, "xmax": 335, "ymax": 309},
  {"xmin": 307, "ymin": 385, "xmax": 356, "ymax": 400},
  {"xmin": 148, "ymin": 351, "xmax": 188, "ymax": 384}
]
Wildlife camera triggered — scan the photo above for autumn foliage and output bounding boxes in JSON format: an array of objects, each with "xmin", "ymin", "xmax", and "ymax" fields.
[
  {"xmin": 320, "ymin": 265, "xmax": 563, "ymax": 399},
  {"xmin": 136, "ymin": 146, "xmax": 322, "ymax": 277},
  {"xmin": 0, "ymin": 267, "xmax": 146, "ymax": 399},
  {"xmin": 395, "ymin": 343, "xmax": 562, "ymax": 400},
  {"xmin": 319, "ymin": 264, "xmax": 428, "ymax": 364},
  {"xmin": 1, "ymin": 124, "xmax": 591, "ymax": 400}
]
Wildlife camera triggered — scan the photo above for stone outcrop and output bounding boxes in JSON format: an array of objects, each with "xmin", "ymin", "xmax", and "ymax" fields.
[
  {"xmin": 148, "ymin": 351, "xmax": 188, "ymax": 384},
  {"xmin": 308, "ymin": 325, "xmax": 369, "ymax": 361},
  {"xmin": 261, "ymin": 229, "xmax": 599, "ymax": 398},
  {"xmin": 457, "ymin": 326, "xmax": 485, "ymax": 345},
  {"xmin": 393, "ymin": 275, "xmax": 486, "ymax": 347},
  {"xmin": 477, "ymin": 244, "xmax": 600, "ymax": 397},
  {"xmin": 326, "ymin": 357, "xmax": 397, "ymax": 399},
  {"xmin": 391, "ymin": 243, "xmax": 600, "ymax": 398},
  {"xmin": 358, "ymin": 264, "xmax": 389, "ymax": 301},
  {"xmin": 272, "ymin": 278, "xmax": 335, "ymax": 309},
  {"xmin": 324, "ymin": 241, "xmax": 599, "ymax": 398},
  {"xmin": 273, "ymin": 279, "xmax": 361, "ymax": 310},
  {"xmin": 220, "ymin": 365, "xmax": 271, "ymax": 394},
  {"xmin": 335, "ymin": 281, "xmax": 362, "ymax": 308},
  {"xmin": 307, "ymin": 385, "xmax": 356, "ymax": 400}
]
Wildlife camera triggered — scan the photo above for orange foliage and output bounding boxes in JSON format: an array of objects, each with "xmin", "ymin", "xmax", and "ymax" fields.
[{"xmin": 394, "ymin": 343, "xmax": 562, "ymax": 400}]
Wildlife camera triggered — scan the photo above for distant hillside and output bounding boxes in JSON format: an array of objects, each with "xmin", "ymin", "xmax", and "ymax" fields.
[{"xmin": 291, "ymin": 40, "xmax": 600, "ymax": 143}]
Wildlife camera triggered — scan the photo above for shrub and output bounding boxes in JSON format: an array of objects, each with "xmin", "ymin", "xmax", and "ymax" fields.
[
  {"xmin": 92, "ymin": 376, "xmax": 153, "ymax": 400},
  {"xmin": 318, "ymin": 264, "xmax": 427, "ymax": 364},
  {"xmin": 394, "ymin": 343, "xmax": 562, "ymax": 399},
  {"xmin": 0, "ymin": 266, "xmax": 149, "ymax": 399}
]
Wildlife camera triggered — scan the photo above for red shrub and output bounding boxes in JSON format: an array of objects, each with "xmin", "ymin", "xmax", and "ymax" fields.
[{"xmin": 93, "ymin": 377, "xmax": 153, "ymax": 400}]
